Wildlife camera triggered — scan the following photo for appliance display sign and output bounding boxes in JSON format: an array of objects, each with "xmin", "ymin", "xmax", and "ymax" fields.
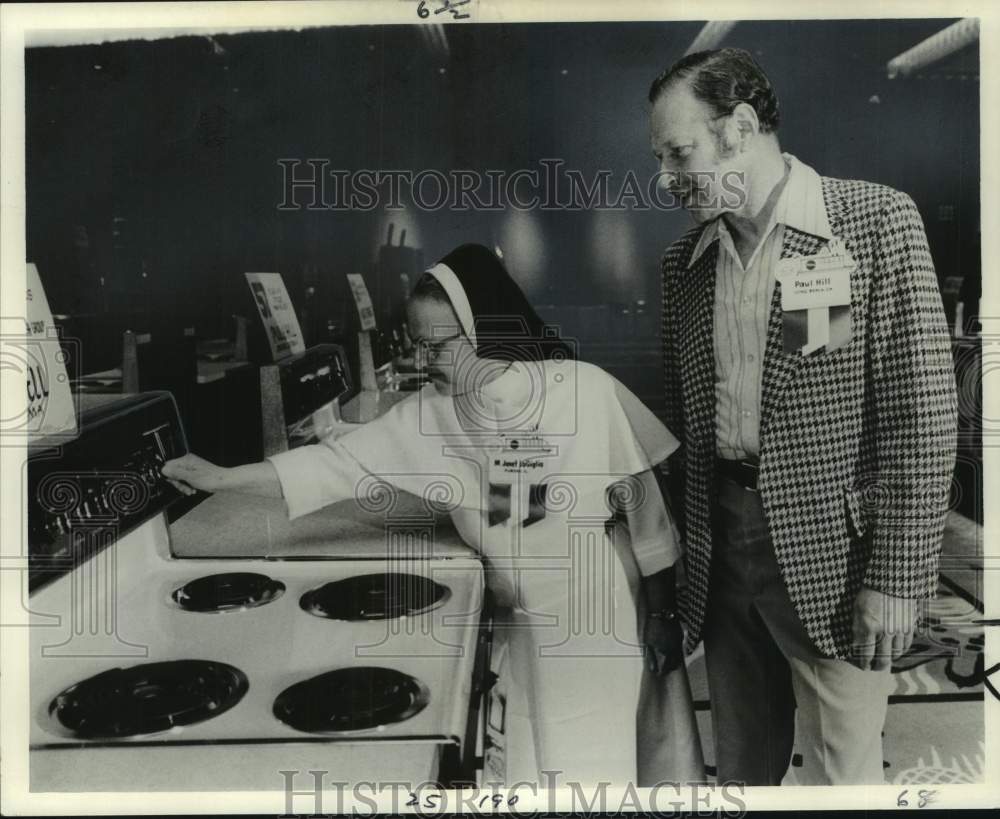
[
  {"xmin": 346, "ymin": 273, "xmax": 377, "ymax": 331},
  {"xmin": 25, "ymin": 263, "xmax": 76, "ymax": 441},
  {"xmin": 245, "ymin": 272, "xmax": 306, "ymax": 360}
]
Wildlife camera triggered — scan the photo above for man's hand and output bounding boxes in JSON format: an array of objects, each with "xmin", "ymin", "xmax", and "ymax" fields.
[
  {"xmin": 851, "ymin": 586, "xmax": 918, "ymax": 671},
  {"xmin": 643, "ymin": 613, "xmax": 684, "ymax": 676}
]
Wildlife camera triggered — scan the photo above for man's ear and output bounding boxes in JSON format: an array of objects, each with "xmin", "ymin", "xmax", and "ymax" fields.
[{"xmin": 731, "ymin": 101, "xmax": 760, "ymax": 151}]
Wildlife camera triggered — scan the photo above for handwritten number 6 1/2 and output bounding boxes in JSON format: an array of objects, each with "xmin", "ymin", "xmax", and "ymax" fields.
[{"xmin": 416, "ymin": 0, "xmax": 471, "ymax": 20}]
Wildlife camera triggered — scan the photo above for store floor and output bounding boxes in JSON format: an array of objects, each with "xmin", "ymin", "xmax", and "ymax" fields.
[{"xmin": 684, "ymin": 511, "xmax": 986, "ymax": 785}]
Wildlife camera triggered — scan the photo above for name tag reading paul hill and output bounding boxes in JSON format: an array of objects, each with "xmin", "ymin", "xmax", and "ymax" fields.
[
  {"xmin": 777, "ymin": 254, "xmax": 851, "ymax": 311},
  {"xmin": 776, "ymin": 244, "xmax": 854, "ymax": 355}
]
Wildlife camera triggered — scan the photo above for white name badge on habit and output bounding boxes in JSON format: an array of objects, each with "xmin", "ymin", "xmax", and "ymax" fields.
[
  {"xmin": 486, "ymin": 434, "xmax": 558, "ymax": 528},
  {"xmin": 776, "ymin": 253, "xmax": 852, "ymax": 311},
  {"xmin": 489, "ymin": 434, "xmax": 556, "ymax": 480}
]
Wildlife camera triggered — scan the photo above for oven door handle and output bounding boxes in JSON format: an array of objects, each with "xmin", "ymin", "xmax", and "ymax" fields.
[{"xmin": 438, "ymin": 586, "xmax": 495, "ymax": 787}]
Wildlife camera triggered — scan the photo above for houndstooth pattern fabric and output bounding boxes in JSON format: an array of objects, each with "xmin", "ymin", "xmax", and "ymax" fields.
[{"xmin": 661, "ymin": 176, "xmax": 959, "ymax": 659}]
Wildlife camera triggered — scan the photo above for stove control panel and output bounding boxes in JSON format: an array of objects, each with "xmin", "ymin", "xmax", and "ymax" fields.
[{"xmin": 27, "ymin": 391, "xmax": 188, "ymax": 592}]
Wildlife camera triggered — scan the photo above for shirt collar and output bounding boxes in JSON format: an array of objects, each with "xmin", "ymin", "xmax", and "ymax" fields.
[{"xmin": 687, "ymin": 153, "xmax": 833, "ymax": 268}]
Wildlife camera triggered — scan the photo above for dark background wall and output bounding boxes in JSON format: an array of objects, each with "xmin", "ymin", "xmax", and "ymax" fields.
[{"xmin": 25, "ymin": 19, "xmax": 980, "ymax": 413}]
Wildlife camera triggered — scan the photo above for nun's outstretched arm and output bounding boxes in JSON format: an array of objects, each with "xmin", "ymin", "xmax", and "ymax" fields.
[
  {"xmin": 163, "ymin": 444, "xmax": 364, "ymax": 521},
  {"xmin": 267, "ymin": 438, "xmax": 369, "ymax": 519},
  {"xmin": 163, "ymin": 453, "xmax": 283, "ymax": 499}
]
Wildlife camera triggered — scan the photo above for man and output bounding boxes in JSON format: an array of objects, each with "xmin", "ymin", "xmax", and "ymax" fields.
[{"xmin": 650, "ymin": 48, "xmax": 958, "ymax": 785}]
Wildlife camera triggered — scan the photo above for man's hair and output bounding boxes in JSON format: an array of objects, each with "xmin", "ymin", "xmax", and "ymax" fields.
[{"xmin": 648, "ymin": 47, "xmax": 780, "ymax": 134}]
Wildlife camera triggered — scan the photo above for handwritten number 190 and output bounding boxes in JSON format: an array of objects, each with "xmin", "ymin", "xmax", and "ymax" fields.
[{"xmin": 405, "ymin": 792, "xmax": 518, "ymax": 809}]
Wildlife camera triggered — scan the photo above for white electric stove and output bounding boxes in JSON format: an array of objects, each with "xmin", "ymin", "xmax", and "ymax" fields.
[{"xmin": 27, "ymin": 392, "xmax": 487, "ymax": 792}]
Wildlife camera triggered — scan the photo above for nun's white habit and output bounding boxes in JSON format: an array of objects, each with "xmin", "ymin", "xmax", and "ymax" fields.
[{"xmin": 268, "ymin": 245, "xmax": 703, "ymax": 786}]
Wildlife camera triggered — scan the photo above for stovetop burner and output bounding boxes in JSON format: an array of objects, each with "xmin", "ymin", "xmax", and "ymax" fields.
[
  {"xmin": 172, "ymin": 572, "xmax": 285, "ymax": 612},
  {"xmin": 48, "ymin": 660, "xmax": 249, "ymax": 739},
  {"xmin": 273, "ymin": 667, "xmax": 429, "ymax": 733},
  {"xmin": 299, "ymin": 573, "xmax": 449, "ymax": 620}
]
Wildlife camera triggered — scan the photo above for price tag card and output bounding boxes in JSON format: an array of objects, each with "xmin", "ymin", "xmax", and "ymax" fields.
[
  {"xmin": 25, "ymin": 263, "xmax": 77, "ymax": 441},
  {"xmin": 347, "ymin": 273, "xmax": 377, "ymax": 331},
  {"xmin": 245, "ymin": 272, "xmax": 306, "ymax": 360}
]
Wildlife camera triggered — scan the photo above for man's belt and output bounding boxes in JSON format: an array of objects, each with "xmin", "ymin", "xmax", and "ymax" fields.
[{"xmin": 716, "ymin": 458, "xmax": 760, "ymax": 491}]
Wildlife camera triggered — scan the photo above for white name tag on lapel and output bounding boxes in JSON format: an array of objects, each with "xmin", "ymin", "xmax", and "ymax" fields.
[
  {"xmin": 776, "ymin": 253, "xmax": 852, "ymax": 310},
  {"xmin": 776, "ymin": 239, "xmax": 856, "ymax": 355}
]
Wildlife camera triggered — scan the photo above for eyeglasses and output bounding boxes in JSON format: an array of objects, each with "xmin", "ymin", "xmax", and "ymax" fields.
[{"xmin": 412, "ymin": 332, "xmax": 464, "ymax": 360}]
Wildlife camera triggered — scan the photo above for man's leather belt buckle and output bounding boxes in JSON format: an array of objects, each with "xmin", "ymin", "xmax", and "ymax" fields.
[{"xmin": 717, "ymin": 458, "xmax": 759, "ymax": 491}]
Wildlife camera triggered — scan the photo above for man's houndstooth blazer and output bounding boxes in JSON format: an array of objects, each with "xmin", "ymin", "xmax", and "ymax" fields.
[{"xmin": 660, "ymin": 175, "xmax": 959, "ymax": 659}]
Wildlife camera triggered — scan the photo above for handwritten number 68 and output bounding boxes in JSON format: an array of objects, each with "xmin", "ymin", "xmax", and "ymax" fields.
[{"xmin": 897, "ymin": 790, "xmax": 937, "ymax": 808}]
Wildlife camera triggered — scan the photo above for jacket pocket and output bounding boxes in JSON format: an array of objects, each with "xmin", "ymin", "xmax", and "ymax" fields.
[{"xmin": 843, "ymin": 485, "xmax": 867, "ymax": 540}]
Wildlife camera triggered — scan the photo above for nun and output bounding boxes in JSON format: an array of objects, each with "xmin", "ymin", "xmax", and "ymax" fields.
[{"xmin": 164, "ymin": 244, "xmax": 703, "ymax": 786}]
